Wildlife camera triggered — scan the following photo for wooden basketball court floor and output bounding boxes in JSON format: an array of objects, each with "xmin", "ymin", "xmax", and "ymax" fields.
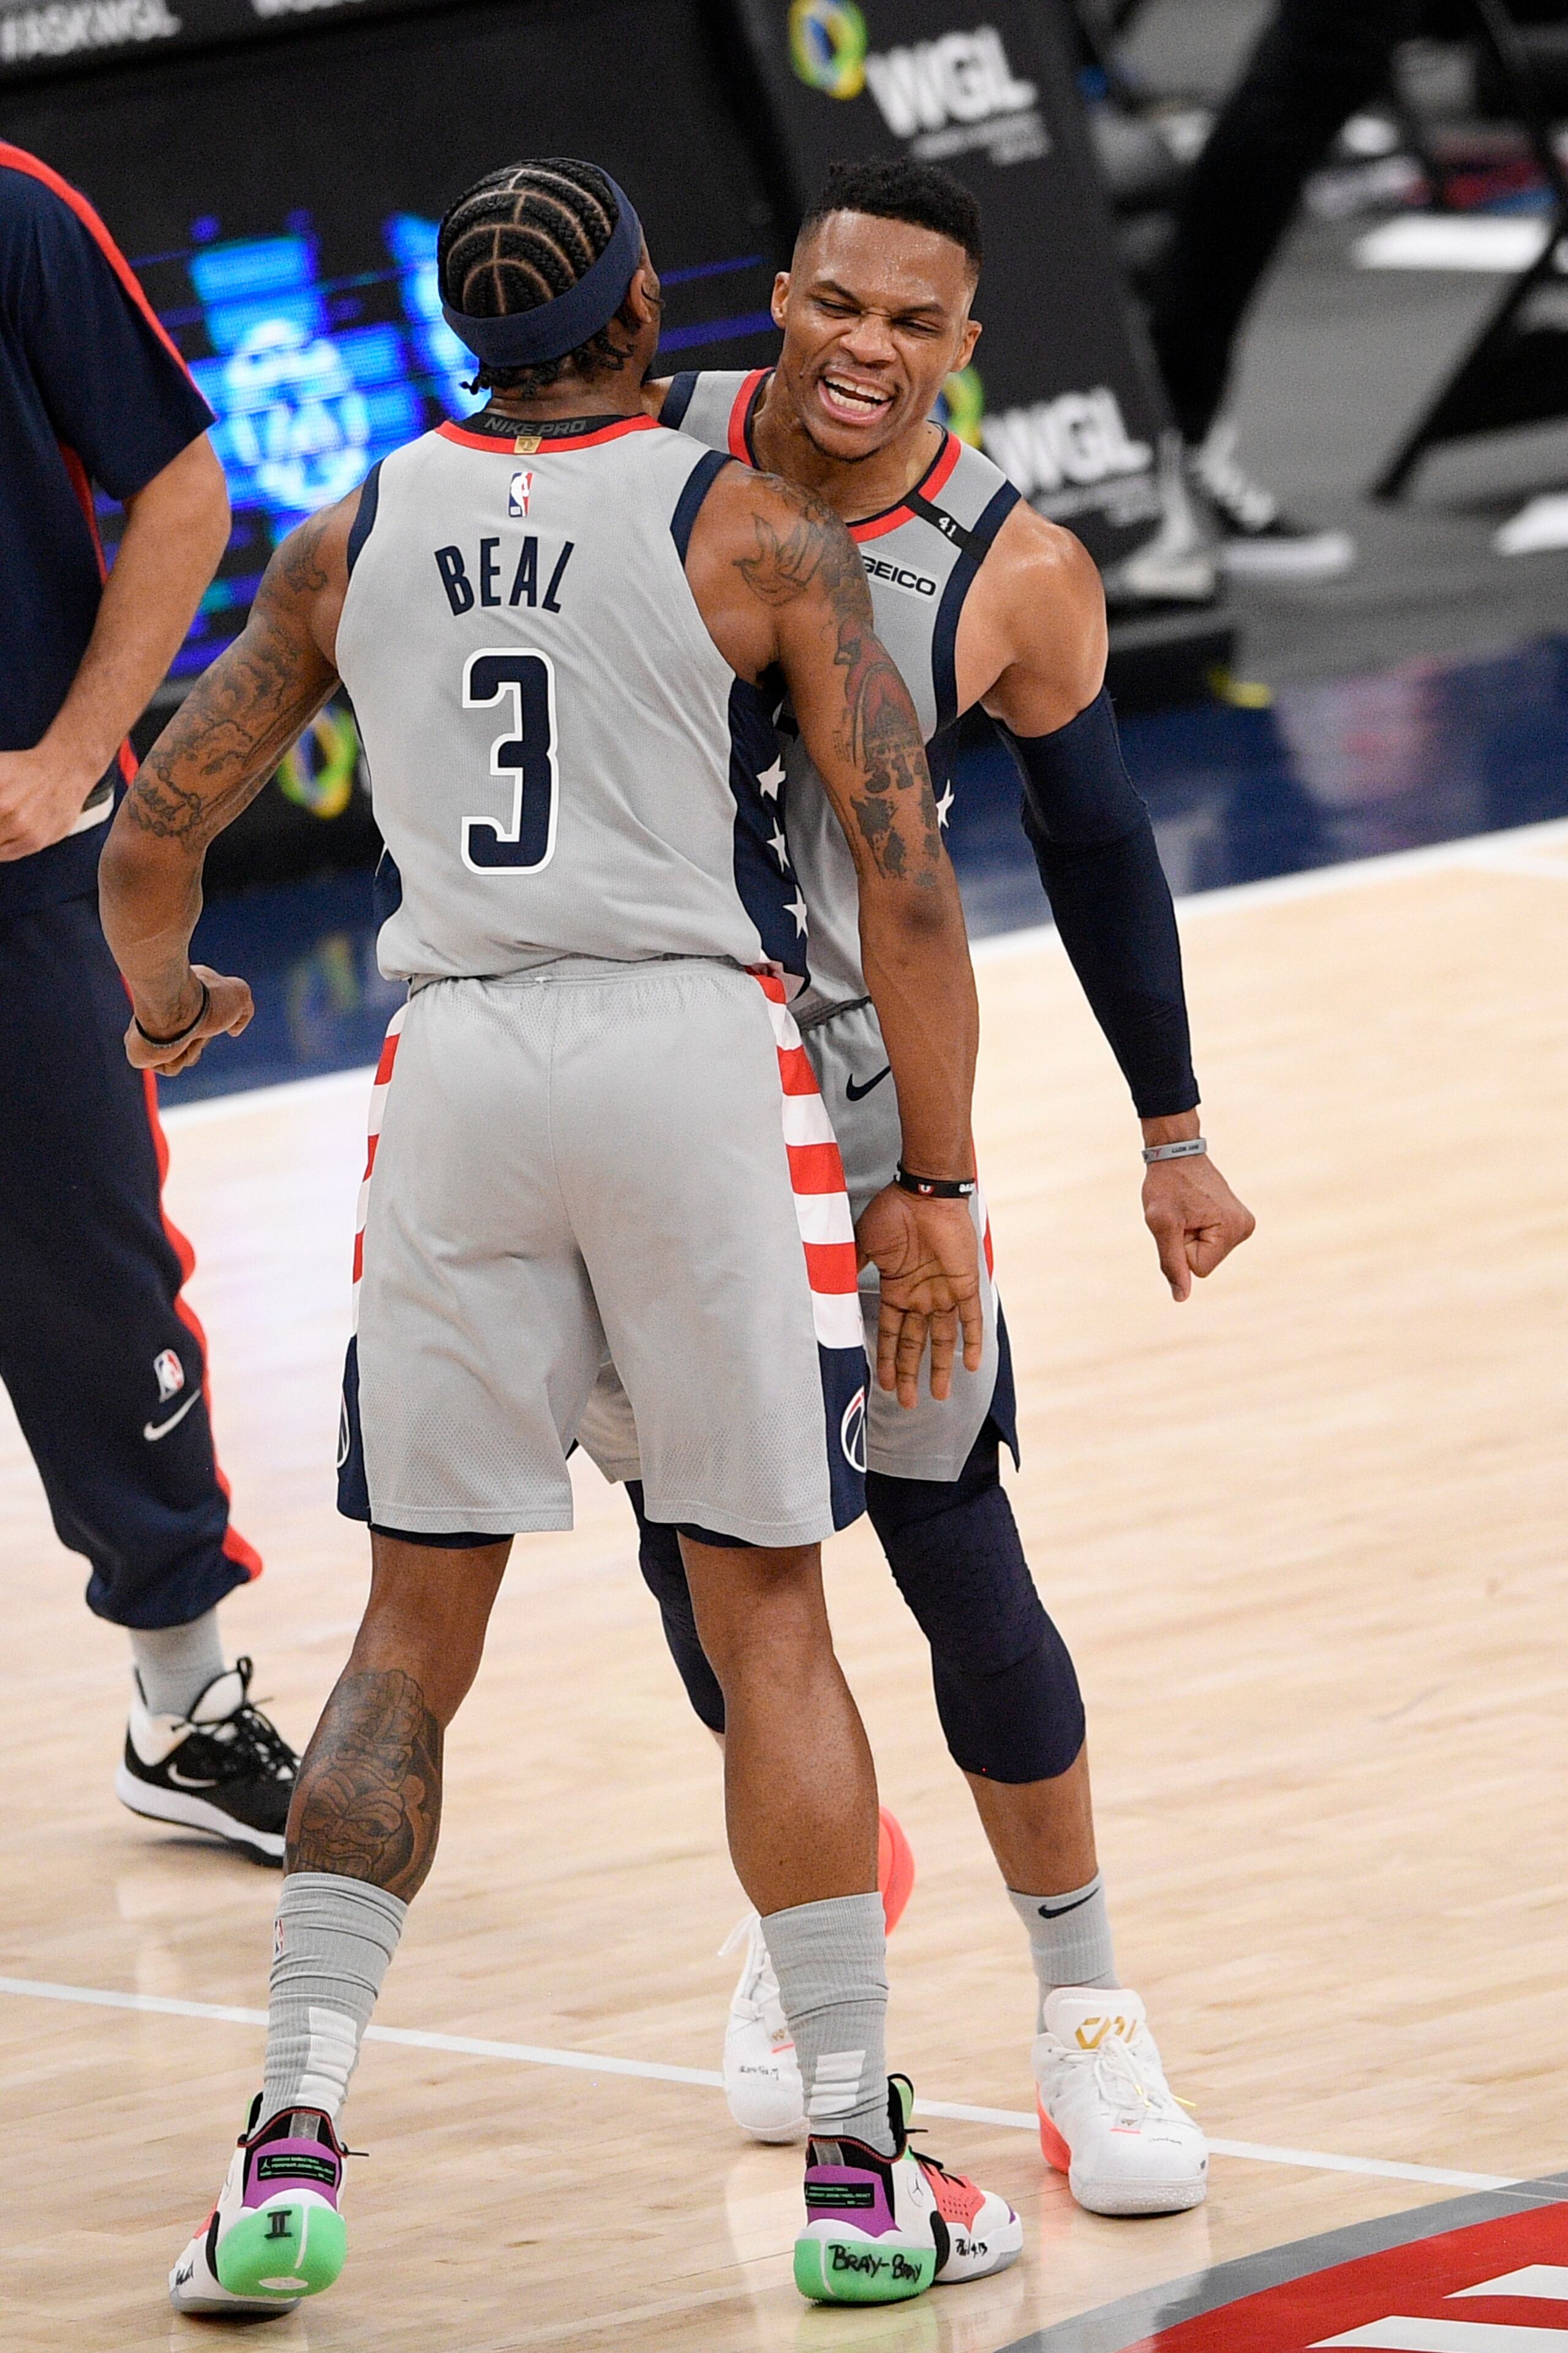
[{"xmin": 2, "ymin": 820, "xmax": 1567, "ymax": 2352}]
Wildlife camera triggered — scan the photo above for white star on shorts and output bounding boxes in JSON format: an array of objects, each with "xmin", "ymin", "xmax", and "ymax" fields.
[
  {"xmin": 769, "ymin": 825, "xmax": 790, "ymax": 869},
  {"xmin": 935, "ymin": 782, "xmax": 955, "ymax": 828},
  {"xmin": 788, "ymin": 894, "xmax": 809, "ymax": 935},
  {"xmin": 758, "ymin": 757, "xmax": 785, "ymax": 801}
]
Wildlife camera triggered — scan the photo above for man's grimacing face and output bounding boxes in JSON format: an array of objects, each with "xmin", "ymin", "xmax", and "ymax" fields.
[{"xmin": 771, "ymin": 210, "xmax": 982, "ymax": 463}]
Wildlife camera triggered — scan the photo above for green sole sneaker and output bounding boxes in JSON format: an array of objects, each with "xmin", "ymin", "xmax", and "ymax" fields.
[
  {"xmin": 215, "ymin": 2196, "xmax": 347, "ymax": 2301},
  {"xmin": 794, "ymin": 2234, "xmax": 935, "ymax": 2304}
]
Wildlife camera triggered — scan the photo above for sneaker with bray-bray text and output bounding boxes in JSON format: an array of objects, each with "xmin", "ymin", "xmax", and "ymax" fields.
[{"xmin": 794, "ymin": 2075, "xmax": 1022, "ymax": 2305}]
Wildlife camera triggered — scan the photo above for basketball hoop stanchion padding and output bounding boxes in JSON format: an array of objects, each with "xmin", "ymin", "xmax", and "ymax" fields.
[{"xmin": 720, "ymin": 0, "xmax": 1235, "ymax": 704}]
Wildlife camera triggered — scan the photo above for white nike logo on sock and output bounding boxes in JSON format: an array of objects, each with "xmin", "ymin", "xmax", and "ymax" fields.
[{"xmin": 143, "ymin": 1392, "xmax": 200, "ymax": 1441}]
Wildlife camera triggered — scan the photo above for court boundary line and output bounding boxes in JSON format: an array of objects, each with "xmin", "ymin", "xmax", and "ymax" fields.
[
  {"xmin": 0, "ymin": 1972, "xmax": 1510, "ymax": 2192},
  {"xmin": 160, "ymin": 817, "xmax": 1568, "ymax": 1130}
]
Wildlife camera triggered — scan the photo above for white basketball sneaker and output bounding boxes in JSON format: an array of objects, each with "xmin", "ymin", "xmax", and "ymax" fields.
[
  {"xmin": 1032, "ymin": 1988, "xmax": 1208, "ymax": 2216},
  {"xmin": 720, "ymin": 1910, "xmax": 806, "ymax": 2142},
  {"xmin": 720, "ymin": 1809, "xmax": 916, "ymax": 2143}
]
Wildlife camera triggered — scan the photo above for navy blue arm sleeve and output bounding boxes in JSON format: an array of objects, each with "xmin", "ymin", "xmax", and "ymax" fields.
[{"xmin": 1003, "ymin": 689, "xmax": 1199, "ymax": 1119}]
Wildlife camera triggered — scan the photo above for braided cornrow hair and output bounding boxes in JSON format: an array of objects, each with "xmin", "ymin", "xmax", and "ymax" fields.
[{"xmin": 437, "ymin": 157, "xmax": 635, "ymax": 396}]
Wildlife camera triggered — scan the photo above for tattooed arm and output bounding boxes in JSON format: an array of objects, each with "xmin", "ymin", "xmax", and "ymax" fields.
[
  {"xmin": 97, "ymin": 493, "xmax": 356, "ymax": 1074},
  {"xmin": 686, "ymin": 467, "xmax": 982, "ymax": 1403}
]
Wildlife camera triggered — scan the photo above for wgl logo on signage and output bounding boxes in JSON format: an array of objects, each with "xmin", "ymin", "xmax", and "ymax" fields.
[
  {"xmin": 865, "ymin": 26, "xmax": 1046, "ymax": 166},
  {"xmin": 982, "ymin": 387, "xmax": 1158, "ymax": 527},
  {"xmin": 790, "ymin": 4, "xmax": 1048, "ymax": 168}
]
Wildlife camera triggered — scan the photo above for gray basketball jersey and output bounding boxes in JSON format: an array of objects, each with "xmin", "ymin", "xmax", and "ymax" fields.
[
  {"xmin": 661, "ymin": 368, "xmax": 1020, "ymax": 1016},
  {"xmin": 335, "ymin": 412, "xmax": 806, "ymax": 988}
]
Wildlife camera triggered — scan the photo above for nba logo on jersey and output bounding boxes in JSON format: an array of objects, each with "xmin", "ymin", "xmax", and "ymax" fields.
[
  {"xmin": 508, "ymin": 469, "xmax": 533, "ymax": 518},
  {"xmin": 153, "ymin": 1348, "xmax": 185, "ymax": 1403}
]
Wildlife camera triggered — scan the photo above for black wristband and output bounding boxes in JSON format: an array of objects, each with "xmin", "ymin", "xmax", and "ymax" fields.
[
  {"xmin": 134, "ymin": 980, "xmax": 209, "ymax": 1049},
  {"xmin": 895, "ymin": 1165, "xmax": 976, "ymax": 1199}
]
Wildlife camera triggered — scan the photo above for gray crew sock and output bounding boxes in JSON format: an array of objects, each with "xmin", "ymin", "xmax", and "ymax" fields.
[
  {"xmin": 1009, "ymin": 1873, "xmax": 1120, "ymax": 2031},
  {"xmin": 129, "ymin": 1609, "xmax": 226, "ymax": 1720},
  {"xmin": 261, "ymin": 1871, "xmax": 408, "ymax": 2126},
  {"xmin": 763, "ymin": 1891, "xmax": 894, "ymax": 2155}
]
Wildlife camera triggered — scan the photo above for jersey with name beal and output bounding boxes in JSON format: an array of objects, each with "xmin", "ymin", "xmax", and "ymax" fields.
[{"xmin": 334, "ymin": 412, "xmax": 807, "ymax": 989}]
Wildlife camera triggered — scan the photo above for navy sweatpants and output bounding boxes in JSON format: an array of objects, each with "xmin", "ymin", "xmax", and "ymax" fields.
[{"xmin": 0, "ymin": 888, "xmax": 259, "ymax": 1626}]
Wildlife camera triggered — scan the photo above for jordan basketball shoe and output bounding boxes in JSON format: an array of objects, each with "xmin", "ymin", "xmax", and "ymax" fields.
[
  {"xmin": 721, "ymin": 1808, "xmax": 916, "ymax": 2140},
  {"xmin": 1032, "ymin": 1987, "xmax": 1208, "ymax": 2215},
  {"xmin": 795, "ymin": 2075, "xmax": 1022, "ymax": 2304},
  {"xmin": 169, "ymin": 2096, "xmax": 347, "ymax": 2316}
]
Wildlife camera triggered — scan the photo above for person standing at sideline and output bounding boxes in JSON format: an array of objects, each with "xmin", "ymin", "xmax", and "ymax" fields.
[
  {"xmin": 0, "ymin": 143, "xmax": 297, "ymax": 1864},
  {"xmin": 1144, "ymin": 0, "xmax": 1416, "ymax": 578}
]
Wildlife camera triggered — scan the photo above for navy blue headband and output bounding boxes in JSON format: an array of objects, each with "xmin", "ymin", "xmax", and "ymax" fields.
[{"xmin": 441, "ymin": 171, "xmax": 644, "ymax": 369}]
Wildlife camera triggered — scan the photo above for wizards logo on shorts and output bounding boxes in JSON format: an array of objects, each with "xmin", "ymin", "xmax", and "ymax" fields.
[{"xmin": 840, "ymin": 1384, "xmax": 868, "ymax": 1474}]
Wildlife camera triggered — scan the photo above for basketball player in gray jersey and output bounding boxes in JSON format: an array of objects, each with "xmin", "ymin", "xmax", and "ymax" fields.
[
  {"xmin": 98, "ymin": 159, "xmax": 1021, "ymax": 2313},
  {"xmin": 588, "ymin": 161, "xmax": 1256, "ymax": 2218}
]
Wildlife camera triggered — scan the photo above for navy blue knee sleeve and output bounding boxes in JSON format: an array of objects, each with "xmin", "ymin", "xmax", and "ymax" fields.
[
  {"xmin": 628, "ymin": 1481, "xmax": 726, "ymax": 1734},
  {"xmin": 866, "ymin": 1432, "xmax": 1085, "ymax": 1783}
]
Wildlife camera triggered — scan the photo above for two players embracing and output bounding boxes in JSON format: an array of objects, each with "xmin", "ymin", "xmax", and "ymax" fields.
[{"xmin": 99, "ymin": 151, "xmax": 1251, "ymax": 2317}]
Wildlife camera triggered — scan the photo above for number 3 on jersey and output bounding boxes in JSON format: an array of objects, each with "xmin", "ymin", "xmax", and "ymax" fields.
[{"xmin": 461, "ymin": 649, "xmax": 559, "ymax": 873}]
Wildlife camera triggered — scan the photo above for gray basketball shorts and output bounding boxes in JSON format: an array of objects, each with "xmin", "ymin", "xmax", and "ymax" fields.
[
  {"xmin": 577, "ymin": 996, "xmax": 1011, "ymax": 1490},
  {"xmin": 336, "ymin": 960, "xmax": 869, "ymax": 1547}
]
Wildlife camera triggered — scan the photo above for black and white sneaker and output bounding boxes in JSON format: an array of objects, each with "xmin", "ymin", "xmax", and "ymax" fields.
[
  {"xmin": 116, "ymin": 1657, "xmax": 296, "ymax": 1867},
  {"xmin": 1191, "ymin": 421, "xmax": 1356, "ymax": 580}
]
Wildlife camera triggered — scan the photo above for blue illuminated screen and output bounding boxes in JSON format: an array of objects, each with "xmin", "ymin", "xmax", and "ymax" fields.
[{"xmin": 121, "ymin": 214, "xmax": 772, "ymax": 680}]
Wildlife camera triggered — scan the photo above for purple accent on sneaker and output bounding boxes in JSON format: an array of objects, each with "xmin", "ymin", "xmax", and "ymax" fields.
[
  {"xmin": 241, "ymin": 2113, "xmax": 344, "ymax": 2211},
  {"xmin": 241, "ymin": 2139, "xmax": 342, "ymax": 2210},
  {"xmin": 804, "ymin": 2162, "xmax": 897, "ymax": 2237}
]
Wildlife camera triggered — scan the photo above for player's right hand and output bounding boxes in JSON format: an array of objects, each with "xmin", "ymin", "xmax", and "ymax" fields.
[
  {"xmin": 124, "ymin": 963, "xmax": 254, "ymax": 1077},
  {"xmin": 0, "ymin": 746, "xmax": 99, "ymax": 862},
  {"xmin": 855, "ymin": 1184, "xmax": 984, "ymax": 1410}
]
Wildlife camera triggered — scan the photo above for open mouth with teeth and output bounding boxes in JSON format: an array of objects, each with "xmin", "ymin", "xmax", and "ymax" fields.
[{"xmin": 818, "ymin": 374, "xmax": 895, "ymax": 424}]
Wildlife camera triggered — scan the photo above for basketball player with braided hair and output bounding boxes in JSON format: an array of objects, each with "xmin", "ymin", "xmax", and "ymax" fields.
[
  {"xmin": 573, "ymin": 157, "xmax": 1256, "ymax": 2219},
  {"xmin": 102, "ymin": 156, "xmax": 1022, "ymax": 2314}
]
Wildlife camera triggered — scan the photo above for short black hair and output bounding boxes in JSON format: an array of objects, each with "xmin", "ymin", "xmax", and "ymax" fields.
[
  {"xmin": 437, "ymin": 158, "xmax": 635, "ymax": 396},
  {"xmin": 796, "ymin": 158, "xmax": 983, "ymax": 277}
]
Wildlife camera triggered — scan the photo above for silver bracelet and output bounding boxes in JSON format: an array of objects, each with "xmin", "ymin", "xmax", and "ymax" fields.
[{"xmin": 1142, "ymin": 1136, "xmax": 1207, "ymax": 1164}]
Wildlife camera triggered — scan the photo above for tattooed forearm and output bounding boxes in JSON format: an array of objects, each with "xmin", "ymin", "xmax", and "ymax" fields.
[
  {"xmin": 125, "ymin": 510, "xmax": 337, "ymax": 850},
  {"xmin": 824, "ymin": 578, "xmax": 943, "ymax": 882},
  {"xmin": 287, "ymin": 1669, "xmax": 443, "ymax": 1902}
]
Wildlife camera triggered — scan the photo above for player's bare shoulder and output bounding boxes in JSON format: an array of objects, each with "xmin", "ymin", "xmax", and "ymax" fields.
[
  {"xmin": 683, "ymin": 461, "xmax": 871, "ymax": 678},
  {"xmin": 967, "ymin": 499, "xmax": 1107, "ymax": 729},
  {"xmin": 699, "ymin": 462, "xmax": 864, "ymax": 600}
]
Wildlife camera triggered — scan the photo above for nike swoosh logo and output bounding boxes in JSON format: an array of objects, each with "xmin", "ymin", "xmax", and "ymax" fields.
[
  {"xmin": 143, "ymin": 1392, "xmax": 200, "ymax": 1441},
  {"xmin": 845, "ymin": 1065, "xmax": 892, "ymax": 1101},
  {"xmin": 1036, "ymin": 1891, "xmax": 1097, "ymax": 1919},
  {"xmin": 166, "ymin": 1762, "xmax": 221, "ymax": 1789}
]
